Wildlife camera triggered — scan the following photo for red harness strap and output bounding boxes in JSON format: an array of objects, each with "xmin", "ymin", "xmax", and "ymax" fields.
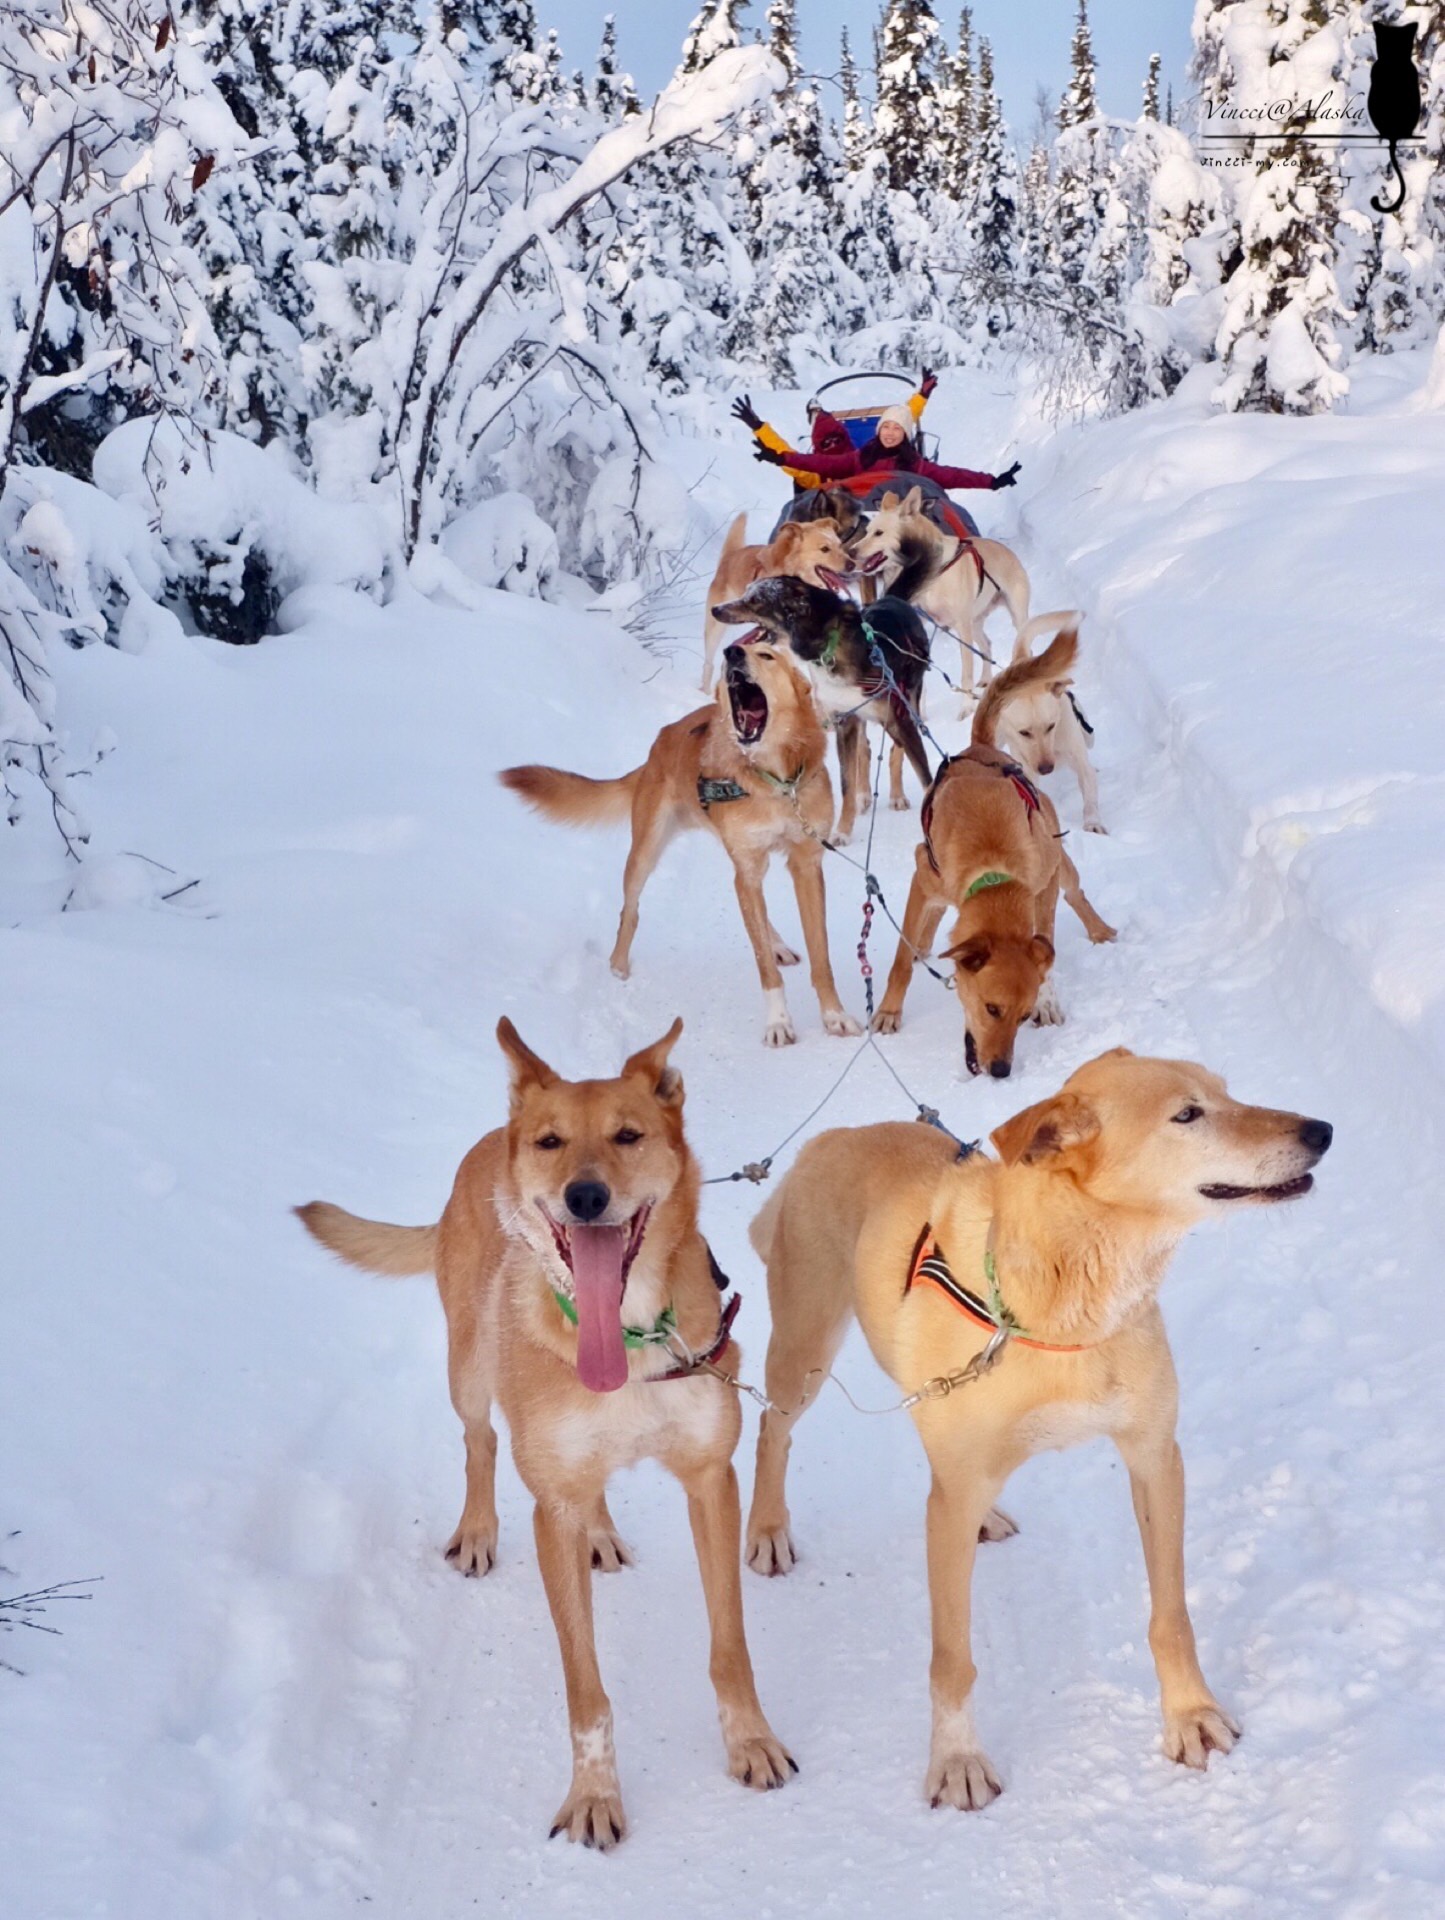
[
  {"xmin": 650, "ymin": 1290, "xmax": 742, "ymax": 1382},
  {"xmin": 919, "ymin": 757, "xmax": 1042, "ymax": 875}
]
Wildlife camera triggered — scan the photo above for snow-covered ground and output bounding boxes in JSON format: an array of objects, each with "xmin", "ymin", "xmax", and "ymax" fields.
[{"xmin": 6, "ymin": 364, "xmax": 1445, "ymax": 1918}]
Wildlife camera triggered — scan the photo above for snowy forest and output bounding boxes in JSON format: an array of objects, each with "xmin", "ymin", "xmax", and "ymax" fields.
[{"xmin": 4, "ymin": 1, "xmax": 1444, "ymax": 828}]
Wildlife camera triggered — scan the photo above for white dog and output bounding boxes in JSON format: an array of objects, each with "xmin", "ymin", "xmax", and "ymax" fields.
[{"xmin": 994, "ymin": 611, "xmax": 1105, "ymax": 834}]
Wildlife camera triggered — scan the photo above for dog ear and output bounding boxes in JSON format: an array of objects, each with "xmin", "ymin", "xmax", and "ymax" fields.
[
  {"xmin": 991, "ymin": 1092, "xmax": 1101, "ymax": 1169},
  {"xmin": 1028, "ymin": 934, "xmax": 1055, "ymax": 972},
  {"xmin": 942, "ymin": 932, "xmax": 993, "ymax": 973},
  {"xmin": 773, "ymin": 524, "xmax": 803, "ymax": 555},
  {"xmin": 623, "ymin": 1017, "xmax": 685, "ymax": 1108},
  {"xmin": 497, "ymin": 1018, "xmax": 559, "ymax": 1109},
  {"xmin": 879, "ymin": 490, "xmax": 899, "ymax": 512},
  {"xmin": 1048, "ymin": 676, "xmax": 1074, "ymax": 695},
  {"xmin": 901, "ymin": 486, "xmax": 924, "ymax": 517}
]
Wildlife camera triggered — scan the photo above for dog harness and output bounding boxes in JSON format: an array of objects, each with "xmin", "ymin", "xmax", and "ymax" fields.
[
  {"xmin": 1066, "ymin": 689, "xmax": 1094, "ymax": 737},
  {"xmin": 697, "ymin": 775, "xmax": 750, "ymax": 811},
  {"xmin": 905, "ymin": 1225, "xmax": 1091, "ymax": 1353},
  {"xmin": 920, "ymin": 756, "xmax": 1042, "ymax": 876},
  {"xmin": 935, "ymin": 537, "xmax": 986, "ymax": 588}
]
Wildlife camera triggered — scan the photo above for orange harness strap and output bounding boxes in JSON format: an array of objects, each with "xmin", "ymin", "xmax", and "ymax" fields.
[{"xmin": 906, "ymin": 1226, "xmax": 1093, "ymax": 1354}]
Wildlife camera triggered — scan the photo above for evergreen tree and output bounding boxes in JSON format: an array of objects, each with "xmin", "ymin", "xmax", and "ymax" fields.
[
  {"xmin": 840, "ymin": 29, "xmax": 867, "ymax": 172},
  {"xmin": 966, "ymin": 38, "xmax": 1021, "ymax": 337},
  {"xmin": 940, "ymin": 7, "xmax": 976, "ymax": 200},
  {"xmin": 1061, "ymin": 0, "xmax": 1098, "ymax": 127},
  {"xmin": 681, "ymin": 0, "xmax": 748, "ymax": 76},
  {"xmin": 1211, "ymin": 0, "xmax": 1350, "ymax": 413},
  {"xmin": 1143, "ymin": 52, "xmax": 1161, "ymax": 121},
  {"xmin": 874, "ymin": 0, "xmax": 944, "ymax": 195},
  {"xmin": 1051, "ymin": 0, "xmax": 1106, "ymax": 290},
  {"xmin": 594, "ymin": 16, "xmax": 640, "ymax": 118}
]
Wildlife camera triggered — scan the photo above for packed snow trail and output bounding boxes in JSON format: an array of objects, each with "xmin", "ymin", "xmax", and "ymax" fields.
[{"xmin": 6, "ymin": 367, "xmax": 1444, "ymax": 1918}]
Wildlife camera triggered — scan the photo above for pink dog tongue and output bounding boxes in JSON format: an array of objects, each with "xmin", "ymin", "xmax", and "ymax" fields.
[{"xmin": 568, "ymin": 1223, "xmax": 631, "ymax": 1393}]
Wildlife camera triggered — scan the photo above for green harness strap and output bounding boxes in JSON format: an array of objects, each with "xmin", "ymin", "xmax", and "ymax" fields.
[
  {"xmin": 552, "ymin": 1291, "xmax": 677, "ymax": 1349},
  {"xmin": 964, "ymin": 869, "xmax": 1015, "ymax": 900},
  {"xmin": 752, "ymin": 762, "xmax": 806, "ymax": 798}
]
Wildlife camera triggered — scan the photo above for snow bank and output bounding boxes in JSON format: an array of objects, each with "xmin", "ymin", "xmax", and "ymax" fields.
[
  {"xmin": 1018, "ymin": 344, "xmax": 1445, "ymax": 1076},
  {"xmin": 93, "ymin": 420, "xmax": 398, "ymax": 640}
]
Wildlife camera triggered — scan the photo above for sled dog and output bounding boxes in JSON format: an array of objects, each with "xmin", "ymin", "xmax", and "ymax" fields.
[
  {"xmin": 874, "ymin": 624, "xmax": 1116, "ymax": 1075},
  {"xmin": 701, "ymin": 512, "xmax": 852, "ymax": 693},
  {"xmin": 744, "ymin": 1048, "xmax": 1332, "ymax": 1807},
  {"xmin": 296, "ymin": 1019, "xmax": 794, "ymax": 1849},
  {"xmin": 710, "ymin": 574, "xmax": 932, "ymax": 843},
  {"xmin": 994, "ymin": 611, "xmax": 1106, "ymax": 834},
  {"xmin": 502, "ymin": 639, "xmax": 860, "ymax": 1048},
  {"xmin": 849, "ymin": 486, "xmax": 1031, "ymax": 709}
]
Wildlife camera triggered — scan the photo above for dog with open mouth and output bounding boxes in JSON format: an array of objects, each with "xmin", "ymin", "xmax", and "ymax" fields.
[
  {"xmin": 874, "ymin": 622, "xmax": 1116, "ymax": 1076},
  {"xmin": 744, "ymin": 1047, "xmax": 1332, "ymax": 1809},
  {"xmin": 501, "ymin": 636, "xmax": 860, "ymax": 1048},
  {"xmin": 296, "ymin": 1018, "xmax": 795, "ymax": 1849},
  {"xmin": 701, "ymin": 510, "xmax": 854, "ymax": 695},
  {"xmin": 711, "ymin": 574, "xmax": 933, "ymax": 844}
]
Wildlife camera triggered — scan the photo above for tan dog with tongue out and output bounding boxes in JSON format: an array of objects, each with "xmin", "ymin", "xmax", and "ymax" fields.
[{"xmin": 296, "ymin": 1016, "xmax": 794, "ymax": 1849}]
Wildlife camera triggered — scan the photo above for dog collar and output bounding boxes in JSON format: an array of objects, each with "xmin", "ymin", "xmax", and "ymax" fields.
[
  {"xmin": 649, "ymin": 1289, "xmax": 742, "ymax": 1382},
  {"xmin": 552, "ymin": 1291, "xmax": 679, "ymax": 1349},
  {"xmin": 964, "ymin": 869, "xmax": 1014, "ymax": 900},
  {"xmin": 749, "ymin": 761, "xmax": 806, "ymax": 798},
  {"xmin": 818, "ymin": 622, "xmax": 845, "ymax": 669},
  {"xmin": 905, "ymin": 1225, "xmax": 1091, "ymax": 1353}
]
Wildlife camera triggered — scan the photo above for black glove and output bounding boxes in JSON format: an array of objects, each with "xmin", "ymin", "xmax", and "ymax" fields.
[
  {"xmin": 753, "ymin": 444, "xmax": 787, "ymax": 466},
  {"xmin": 919, "ymin": 366, "xmax": 938, "ymax": 398},
  {"xmin": 731, "ymin": 394, "xmax": 763, "ymax": 431},
  {"xmin": 992, "ymin": 461, "xmax": 1020, "ymax": 490}
]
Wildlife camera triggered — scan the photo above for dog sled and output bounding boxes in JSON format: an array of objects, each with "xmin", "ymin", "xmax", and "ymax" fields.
[{"xmin": 771, "ymin": 373, "xmax": 981, "ymax": 542}]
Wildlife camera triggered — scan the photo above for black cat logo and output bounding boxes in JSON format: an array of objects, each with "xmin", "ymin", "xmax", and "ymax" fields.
[{"xmin": 1367, "ymin": 21, "xmax": 1421, "ymax": 216}]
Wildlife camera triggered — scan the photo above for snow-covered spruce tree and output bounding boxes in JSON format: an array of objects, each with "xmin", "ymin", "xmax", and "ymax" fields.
[
  {"xmin": 593, "ymin": 15, "xmax": 639, "ymax": 119},
  {"xmin": 938, "ymin": 7, "xmax": 976, "ymax": 201},
  {"xmin": 1335, "ymin": 1, "xmax": 1435, "ymax": 356},
  {"xmin": 875, "ymin": 0, "xmax": 945, "ymax": 196},
  {"xmin": 727, "ymin": 0, "xmax": 863, "ymax": 377},
  {"xmin": 1114, "ymin": 116, "xmax": 1231, "ymax": 403},
  {"xmin": 1210, "ymin": 0, "xmax": 1350, "ymax": 414},
  {"xmin": 681, "ymin": 0, "xmax": 749, "ymax": 76},
  {"xmin": 1422, "ymin": 4, "xmax": 1445, "ymax": 321},
  {"xmin": 1051, "ymin": 0, "xmax": 1107, "ymax": 291},
  {"xmin": 1143, "ymin": 51, "xmax": 1162, "ymax": 120},
  {"xmin": 840, "ymin": 29, "xmax": 869, "ymax": 171},
  {"xmin": 959, "ymin": 39, "xmax": 1022, "ymax": 341}
]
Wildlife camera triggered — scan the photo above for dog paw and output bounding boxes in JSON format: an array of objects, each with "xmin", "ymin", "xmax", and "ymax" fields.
[
  {"xmin": 746, "ymin": 1524, "xmax": 797, "ymax": 1576},
  {"xmin": 589, "ymin": 1527, "xmax": 634, "ymax": 1574},
  {"xmin": 889, "ymin": 795, "xmax": 911, "ymax": 812},
  {"xmin": 549, "ymin": 1782, "xmax": 627, "ymax": 1850},
  {"xmin": 926, "ymin": 1748, "xmax": 1002, "ymax": 1812},
  {"xmin": 727, "ymin": 1731, "xmax": 798, "ymax": 1791},
  {"xmin": 1089, "ymin": 921, "xmax": 1118, "ymax": 945},
  {"xmin": 1163, "ymin": 1703, "xmax": 1240, "ymax": 1771},
  {"xmin": 871, "ymin": 1008, "xmax": 902, "ymax": 1035},
  {"xmin": 978, "ymin": 1505, "xmax": 1018, "ymax": 1543},
  {"xmin": 444, "ymin": 1522, "xmax": 498, "ymax": 1577},
  {"xmin": 825, "ymin": 829, "xmax": 853, "ymax": 849},
  {"xmin": 1084, "ymin": 817, "xmax": 1107, "ymax": 835},
  {"xmin": 609, "ymin": 956, "xmax": 632, "ymax": 982},
  {"xmin": 1032, "ymin": 982, "xmax": 1065, "ymax": 1027},
  {"xmin": 772, "ymin": 942, "xmax": 801, "ymax": 967},
  {"xmin": 762, "ymin": 1018, "xmax": 797, "ymax": 1048},
  {"xmin": 823, "ymin": 1008, "xmax": 863, "ymax": 1038}
]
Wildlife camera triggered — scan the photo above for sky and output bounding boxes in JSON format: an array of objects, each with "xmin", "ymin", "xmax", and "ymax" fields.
[{"xmin": 544, "ymin": 1, "xmax": 1198, "ymax": 136}]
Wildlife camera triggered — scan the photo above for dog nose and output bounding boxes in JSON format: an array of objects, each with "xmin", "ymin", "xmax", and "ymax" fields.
[
  {"xmin": 564, "ymin": 1179, "xmax": 611, "ymax": 1223},
  {"xmin": 722, "ymin": 643, "xmax": 744, "ymax": 666},
  {"xmin": 1038, "ymin": 760, "xmax": 1055, "ymax": 776},
  {"xmin": 1298, "ymin": 1118, "xmax": 1333, "ymax": 1155},
  {"xmin": 989, "ymin": 1059, "xmax": 1011, "ymax": 1080}
]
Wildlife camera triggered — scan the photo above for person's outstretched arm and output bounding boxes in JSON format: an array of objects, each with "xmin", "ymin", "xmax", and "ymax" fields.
[{"xmin": 909, "ymin": 366, "xmax": 938, "ymax": 424}]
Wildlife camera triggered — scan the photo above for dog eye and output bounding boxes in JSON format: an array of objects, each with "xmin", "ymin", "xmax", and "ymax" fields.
[
  {"xmin": 985, "ymin": 1003, "xmax": 1002, "ymax": 1019},
  {"xmin": 1172, "ymin": 1105, "xmax": 1204, "ymax": 1125},
  {"xmin": 613, "ymin": 1127, "xmax": 643, "ymax": 1145},
  {"xmin": 536, "ymin": 1132, "xmax": 564, "ymax": 1150},
  {"xmin": 1018, "ymin": 730, "xmax": 1032, "ymax": 739}
]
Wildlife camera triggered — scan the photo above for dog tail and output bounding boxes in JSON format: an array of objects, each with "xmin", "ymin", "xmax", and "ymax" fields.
[
  {"xmin": 499, "ymin": 762, "xmax": 640, "ymax": 826},
  {"xmin": 295, "ymin": 1201, "xmax": 438, "ymax": 1275},
  {"xmin": 719, "ymin": 511, "xmax": 749, "ymax": 561},
  {"xmin": 1009, "ymin": 608, "xmax": 1083, "ymax": 665},
  {"xmin": 973, "ymin": 621, "xmax": 1079, "ymax": 748},
  {"xmin": 748, "ymin": 1185, "xmax": 787, "ymax": 1266}
]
